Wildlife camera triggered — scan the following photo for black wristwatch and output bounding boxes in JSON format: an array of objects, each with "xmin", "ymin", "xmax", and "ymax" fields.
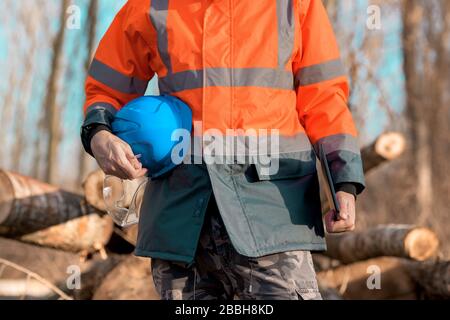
[{"xmin": 81, "ymin": 106, "xmax": 115, "ymax": 156}]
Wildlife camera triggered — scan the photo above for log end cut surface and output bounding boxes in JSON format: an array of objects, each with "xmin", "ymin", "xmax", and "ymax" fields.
[
  {"xmin": 374, "ymin": 132, "xmax": 406, "ymax": 160},
  {"xmin": 405, "ymin": 227, "xmax": 440, "ymax": 261}
]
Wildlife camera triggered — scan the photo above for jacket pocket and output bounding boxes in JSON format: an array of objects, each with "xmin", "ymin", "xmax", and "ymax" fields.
[{"xmin": 252, "ymin": 150, "xmax": 317, "ymax": 181}]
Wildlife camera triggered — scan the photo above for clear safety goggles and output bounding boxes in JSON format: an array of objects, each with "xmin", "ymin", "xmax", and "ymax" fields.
[{"xmin": 103, "ymin": 175, "xmax": 148, "ymax": 228}]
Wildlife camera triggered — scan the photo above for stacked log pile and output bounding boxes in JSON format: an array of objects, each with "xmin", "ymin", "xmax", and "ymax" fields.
[
  {"xmin": 0, "ymin": 170, "xmax": 113, "ymax": 252},
  {"xmin": 0, "ymin": 132, "xmax": 448, "ymax": 300},
  {"xmin": 316, "ymin": 226, "xmax": 447, "ymax": 300}
]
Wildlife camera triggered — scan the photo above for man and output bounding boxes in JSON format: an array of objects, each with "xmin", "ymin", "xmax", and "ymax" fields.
[{"xmin": 81, "ymin": 0, "xmax": 365, "ymax": 300}]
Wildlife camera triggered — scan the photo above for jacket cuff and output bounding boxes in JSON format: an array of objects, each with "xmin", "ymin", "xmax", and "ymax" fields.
[
  {"xmin": 314, "ymin": 134, "xmax": 366, "ymax": 195},
  {"xmin": 81, "ymin": 103, "xmax": 117, "ymax": 156},
  {"xmin": 335, "ymin": 183, "xmax": 357, "ymax": 199}
]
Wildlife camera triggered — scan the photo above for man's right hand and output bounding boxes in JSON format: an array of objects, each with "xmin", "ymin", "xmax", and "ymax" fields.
[{"xmin": 91, "ymin": 130, "xmax": 148, "ymax": 180}]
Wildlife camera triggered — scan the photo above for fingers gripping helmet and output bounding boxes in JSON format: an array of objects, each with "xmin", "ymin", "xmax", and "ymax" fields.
[{"xmin": 111, "ymin": 95, "xmax": 192, "ymax": 178}]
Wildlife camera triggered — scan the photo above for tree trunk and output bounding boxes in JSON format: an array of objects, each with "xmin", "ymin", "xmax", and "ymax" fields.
[
  {"xmin": 43, "ymin": 0, "xmax": 70, "ymax": 184},
  {"xmin": 402, "ymin": 0, "xmax": 434, "ymax": 224},
  {"xmin": 325, "ymin": 225, "xmax": 439, "ymax": 264},
  {"xmin": 0, "ymin": 170, "xmax": 113, "ymax": 252},
  {"xmin": 11, "ymin": 4, "xmax": 41, "ymax": 173},
  {"xmin": 78, "ymin": 0, "xmax": 99, "ymax": 186},
  {"xmin": 322, "ymin": 0, "xmax": 338, "ymax": 25}
]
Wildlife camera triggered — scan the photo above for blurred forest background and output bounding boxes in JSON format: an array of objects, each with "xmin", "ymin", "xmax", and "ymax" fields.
[{"xmin": 0, "ymin": 0, "xmax": 448, "ymax": 300}]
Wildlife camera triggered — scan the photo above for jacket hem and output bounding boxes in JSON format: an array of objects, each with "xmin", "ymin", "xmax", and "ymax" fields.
[
  {"xmin": 134, "ymin": 248, "xmax": 194, "ymax": 264},
  {"xmin": 232, "ymin": 242, "xmax": 327, "ymax": 258},
  {"xmin": 135, "ymin": 241, "xmax": 327, "ymax": 262}
]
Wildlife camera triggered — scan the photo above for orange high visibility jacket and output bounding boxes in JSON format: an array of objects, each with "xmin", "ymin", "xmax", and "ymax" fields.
[{"xmin": 82, "ymin": 0, "xmax": 365, "ymax": 262}]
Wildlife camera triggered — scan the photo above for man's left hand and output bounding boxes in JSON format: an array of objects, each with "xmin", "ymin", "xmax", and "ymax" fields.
[{"xmin": 324, "ymin": 191, "xmax": 356, "ymax": 233}]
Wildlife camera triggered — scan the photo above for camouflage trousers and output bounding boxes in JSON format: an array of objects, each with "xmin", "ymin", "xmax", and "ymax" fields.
[{"xmin": 151, "ymin": 197, "xmax": 322, "ymax": 300}]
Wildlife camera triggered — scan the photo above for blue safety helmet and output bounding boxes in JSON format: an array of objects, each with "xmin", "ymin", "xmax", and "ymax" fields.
[{"xmin": 111, "ymin": 95, "xmax": 192, "ymax": 178}]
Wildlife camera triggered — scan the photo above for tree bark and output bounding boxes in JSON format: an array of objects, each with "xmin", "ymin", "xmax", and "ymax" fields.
[
  {"xmin": 0, "ymin": 170, "xmax": 113, "ymax": 252},
  {"xmin": 325, "ymin": 225, "xmax": 439, "ymax": 264}
]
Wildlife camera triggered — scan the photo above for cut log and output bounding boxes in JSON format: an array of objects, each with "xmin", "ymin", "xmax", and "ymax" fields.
[
  {"xmin": 406, "ymin": 260, "xmax": 450, "ymax": 299},
  {"xmin": 312, "ymin": 253, "xmax": 341, "ymax": 272},
  {"xmin": 0, "ymin": 170, "xmax": 113, "ymax": 252},
  {"xmin": 71, "ymin": 255, "xmax": 125, "ymax": 300},
  {"xmin": 325, "ymin": 225, "xmax": 439, "ymax": 264},
  {"xmin": 0, "ymin": 237, "xmax": 123, "ymax": 300},
  {"xmin": 317, "ymin": 256, "xmax": 450, "ymax": 300},
  {"xmin": 361, "ymin": 132, "xmax": 406, "ymax": 173},
  {"xmin": 93, "ymin": 255, "xmax": 159, "ymax": 300},
  {"xmin": 18, "ymin": 214, "xmax": 113, "ymax": 253},
  {"xmin": 317, "ymin": 257, "xmax": 418, "ymax": 300},
  {"xmin": 0, "ymin": 279, "xmax": 55, "ymax": 299}
]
